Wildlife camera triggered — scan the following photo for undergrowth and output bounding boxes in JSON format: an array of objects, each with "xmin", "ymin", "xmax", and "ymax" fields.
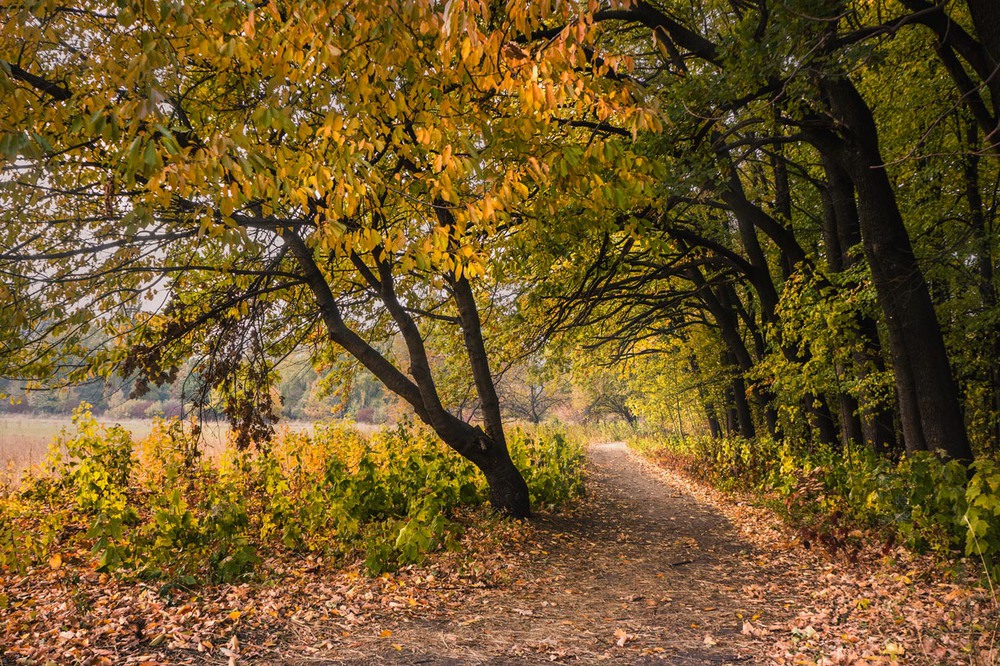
[
  {"xmin": 0, "ymin": 405, "xmax": 585, "ymax": 582},
  {"xmin": 631, "ymin": 434, "xmax": 1000, "ymax": 580}
]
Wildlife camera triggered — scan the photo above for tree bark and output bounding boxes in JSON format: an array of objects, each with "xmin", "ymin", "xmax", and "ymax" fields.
[
  {"xmin": 814, "ymin": 77, "xmax": 974, "ymax": 462},
  {"xmin": 690, "ymin": 355, "xmax": 723, "ymax": 438},
  {"xmin": 451, "ymin": 271, "xmax": 531, "ymax": 518},
  {"xmin": 821, "ymin": 156, "xmax": 900, "ymax": 455},
  {"xmin": 965, "ymin": 0, "xmax": 1000, "ymax": 142},
  {"xmin": 963, "ymin": 120, "xmax": 1000, "ymax": 452},
  {"xmin": 283, "ymin": 229, "xmax": 531, "ymax": 517}
]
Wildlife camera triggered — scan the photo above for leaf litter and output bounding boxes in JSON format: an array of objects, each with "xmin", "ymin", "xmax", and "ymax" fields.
[{"xmin": 3, "ymin": 442, "xmax": 997, "ymax": 664}]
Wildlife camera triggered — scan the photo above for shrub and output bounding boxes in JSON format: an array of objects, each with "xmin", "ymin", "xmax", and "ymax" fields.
[
  {"xmin": 632, "ymin": 433, "xmax": 1000, "ymax": 579},
  {"xmin": 0, "ymin": 411, "xmax": 585, "ymax": 581}
]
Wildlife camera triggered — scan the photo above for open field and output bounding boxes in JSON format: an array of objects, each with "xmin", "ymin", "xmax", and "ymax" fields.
[
  {"xmin": 0, "ymin": 415, "xmax": 368, "ymax": 480},
  {"xmin": 0, "ymin": 416, "xmax": 152, "ymax": 476}
]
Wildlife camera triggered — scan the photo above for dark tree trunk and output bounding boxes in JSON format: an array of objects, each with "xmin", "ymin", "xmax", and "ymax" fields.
[
  {"xmin": 451, "ymin": 268, "xmax": 532, "ymax": 518},
  {"xmin": 283, "ymin": 228, "xmax": 532, "ymax": 518},
  {"xmin": 903, "ymin": 0, "xmax": 999, "ymax": 138},
  {"xmin": 806, "ymin": 396, "xmax": 841, "ymax": 449},
  {"xmin": 720, "ymin": 148, "xmax": 847, "ymax": 443},
  {"xmin": 687, "ymin": 267, "xmax": 765, "ymax": 439},
  {"xmin": 966, "ymin": 0, "xmax": 1000, "ymax": 141},
  {"xmin": 815, "ymin": 77, "xmax": 973, "ymax": 462},
  {"xmin": 727, "ymin": 354, "xmax": 757, "ymax": 440},
  {"xmin": 706, "ymin": 409, "xmax": 723, "ymax": 439},
  {"xmin": 963, "ymin": 120, "xmax": 1000, "ymax": 451},
  {"xmin": 836, "ymin": 390, "xmax": 865, "ymax": 450},
  {"xmin": 690, "ymin": 355, "xmax": 723, "ymax": 438},
  {"xmin": 724, "ymin": 381, "xmax": 739, "ymax": 435},
  {"xmin": 821, "ymin": 157, "xmax": 900, "ymax": 455},
  {"xmin": 440, "ymin": 201, "xmax": 532, "ymax": 516},
  {"xmin": 454, "ymin": 426, "xmax": 531, "ymax": 519}
]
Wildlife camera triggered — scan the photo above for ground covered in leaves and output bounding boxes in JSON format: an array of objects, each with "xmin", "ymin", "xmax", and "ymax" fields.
[{"xmin": 3, "ymin": 442, "xmax": 997, "ymax": 664}]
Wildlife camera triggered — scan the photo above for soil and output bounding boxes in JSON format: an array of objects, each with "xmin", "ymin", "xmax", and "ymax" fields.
[{"xmin": 297, "ymin": 443, "xmax": 784, "ymax": 664}]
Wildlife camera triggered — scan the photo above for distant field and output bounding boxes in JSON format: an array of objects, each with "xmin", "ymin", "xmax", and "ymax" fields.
[
  {"xmin": 0, "ymin": 416, "xmax": 373, "ymax": 480},
  {"xmin": 0, "ymin": 416, "xmax": 149, "ymax": 476}
]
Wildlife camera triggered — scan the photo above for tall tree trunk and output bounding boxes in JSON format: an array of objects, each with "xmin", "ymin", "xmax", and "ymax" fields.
[
  {"xmin": 966, "ymin": 0, "xmax": 1000, "ymax": 142},
  {"xmin": 690, "ymin": 355, "xmax": 723, "ymax": 438},
  {"xmin": 706, "ymin": 407, "xmax": 723, "ymax": 439},
  {"xmin": 687, "ymin": 267, "xmax": 763, "ymax": 439},
  {"xmin": 451, "ymin": 271, "xmax": 531, "ymax": 518},
  {"xmin": 815, "ymin": 77, "xmax": 973, "ymax": 462},
  {"xmin": 720, "ymin": 147, "xmax": 841, "ymax": 445},
  {"xmin": 963, "ymin": 120, "xmax": 1000, "ymax": 451},
  {"xmin": 821, "ymin": 157, "xmax": 900, "ymax": 454},
  {"xmin": 728, "ymin": 358, "xmax": 757, "ymax": 440},
  {"xmin": 284, "ymin": 229, "xmax": 531, "ymax": 517}
]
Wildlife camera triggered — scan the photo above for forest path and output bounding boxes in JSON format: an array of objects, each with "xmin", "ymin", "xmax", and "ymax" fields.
[{"xmin": 311, "ymin": 442, "xmax": 783, "ymax": 664}]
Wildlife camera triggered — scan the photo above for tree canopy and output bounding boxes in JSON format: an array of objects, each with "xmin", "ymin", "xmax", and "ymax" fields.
[{"xmin": 2, "ymin": 0, "xmax": 999, "ymax": 516}]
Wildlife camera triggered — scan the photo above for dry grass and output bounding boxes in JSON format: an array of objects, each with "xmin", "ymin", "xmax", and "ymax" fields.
[
  {"xmin": 0, "ymin": 416, "xmax": 365, "ymax": 482},
  {"xmin": 0, "ymin": 416, "xmax": 153, "ymax": 478}
]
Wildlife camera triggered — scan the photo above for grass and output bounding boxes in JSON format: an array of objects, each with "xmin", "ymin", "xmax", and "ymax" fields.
[
  {"xmin": 0, "ymin": 415, "xmax": 330, "ymax": 481},
  {"xmin": 0, "ymin": 416, "xmax": 149, "ymax": 476}
]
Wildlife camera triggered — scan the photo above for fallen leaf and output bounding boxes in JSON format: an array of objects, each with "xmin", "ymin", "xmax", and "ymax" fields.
[
  {"xmin": 742, "ymin": 620, "xmax": 769, "ymax": 638},
  {"xmin": 614, "ymin": 628, "xmax": 632, "ymax": 647},
  {"xmin": 883, "ymin": 642, "xmax": 905, "ymax": 656}
]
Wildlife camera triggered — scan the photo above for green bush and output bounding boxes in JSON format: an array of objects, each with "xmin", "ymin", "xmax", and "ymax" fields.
[
  {"xmin": 632, "ymin": 433, "xmax": 1000, "ymax": 579},
  {"xmin": 0, "ymin": 409, "xmax": 585, "ymax": 581}
]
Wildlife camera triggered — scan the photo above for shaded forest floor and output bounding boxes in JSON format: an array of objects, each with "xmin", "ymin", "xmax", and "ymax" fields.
[{"xmin": 3, "ymin": 443, "xmax": 996, "ymax": 665}]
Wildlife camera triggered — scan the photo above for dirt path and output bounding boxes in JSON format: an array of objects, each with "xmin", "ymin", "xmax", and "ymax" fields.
[
  {"xmin": 5, "ymin": 440, "xmax": 991, "ymax": 664},
  {"xmin": 311, "ymin": 443, "xmax": 783, "ymax": 664}
]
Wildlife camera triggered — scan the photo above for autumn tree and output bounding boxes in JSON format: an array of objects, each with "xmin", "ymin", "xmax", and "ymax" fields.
[
  {"xmin": 0, "ymin": 0, "xmax": 660, "ymax": 516},
  {"xmin": 517, "ymin": 0, "xmax": 997, "ymax": 461}
]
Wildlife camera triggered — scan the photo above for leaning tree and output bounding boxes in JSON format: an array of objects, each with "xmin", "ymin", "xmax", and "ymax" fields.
[{"xmin": 0, "ymin": 0, "xmax": 657, "ymax": 515}]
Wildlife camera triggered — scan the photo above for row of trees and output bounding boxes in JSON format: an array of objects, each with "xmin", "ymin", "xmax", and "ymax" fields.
[
  {"xmin": 0, "ymin": 352, "xmax": 632, "ymax": 428},
  {"xmin": 2, "ymin": 0, "xmax": 998, "ymax": 515},
  {"xmin": 521, "ymin": 0, "xmax": 1000, "ymax": 467}
]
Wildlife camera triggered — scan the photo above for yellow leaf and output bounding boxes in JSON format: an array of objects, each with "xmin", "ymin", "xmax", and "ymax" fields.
[
  {"xmin": 228, "ymin": 610, "xmax": 241, "ymax": 620},
  {"xmin": 883, "ymin": 643, "xmax": 905, "ymax": 656},
  {"xmin": 49, "ymin": 553, "xmax": 62, "ymax": 569},
  {"xmin": 380, "ymin": 629, "xmax": 392, "ymax": 638}
]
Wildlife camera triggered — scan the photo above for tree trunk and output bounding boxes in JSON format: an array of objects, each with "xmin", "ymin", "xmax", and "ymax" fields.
[
  {"xmin": 966, "ymin": 0, "xmax": 1000, "ymax": 142},
  {"xmin": 821, "ymin": 156, "xmax": 900, "ymax": 454},
  {"xmin": 690, "ymin": 355, "xmax": 723, "ymax": 438},
  {"xmin": 817, "ymin": 77, "xmax": 973, "ymax": 462},
  {"xmin": 447, "ymin": 424, "xmax": 531, "ymax": 519},
  {"xmin": 963, "ymin": 120, "xmax": 1000, "ymax": 451},
  {"xmin": 284, "ymin": 228, "xmax": 532, "ymax": 517},
  {"xmin": 686, "ymin": 267, "xmax": 763, "ymax": 439},
  {"xmin": 806, "ymin": 396, "xmax": 841, "ymax": 449},
  {"xmin": 727, "ymin": 355, "xmax": 757, "ymax": 440},
  {"xmin": 451, "ymin": 267, "xmax": 532, "ymax": 518},
  {"xmin": 706, "ymin": 408, "xmax": 723, "ymax": 439}
]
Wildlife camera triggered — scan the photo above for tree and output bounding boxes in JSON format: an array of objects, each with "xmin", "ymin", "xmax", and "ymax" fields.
[
  {"xmin": 497, "ymin": 355, "xmax": 570, "ymax": 425},
  {"xmin": 0, "ymin": 0, "xmax": 662, "ymax": 516},
  {"xmin": 3, "ymin": 0, "xmax": 997, "ymax": 533},
  {"xmin": 491, "ymin": 0, "xmax": 998, "ymax": 464}
]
